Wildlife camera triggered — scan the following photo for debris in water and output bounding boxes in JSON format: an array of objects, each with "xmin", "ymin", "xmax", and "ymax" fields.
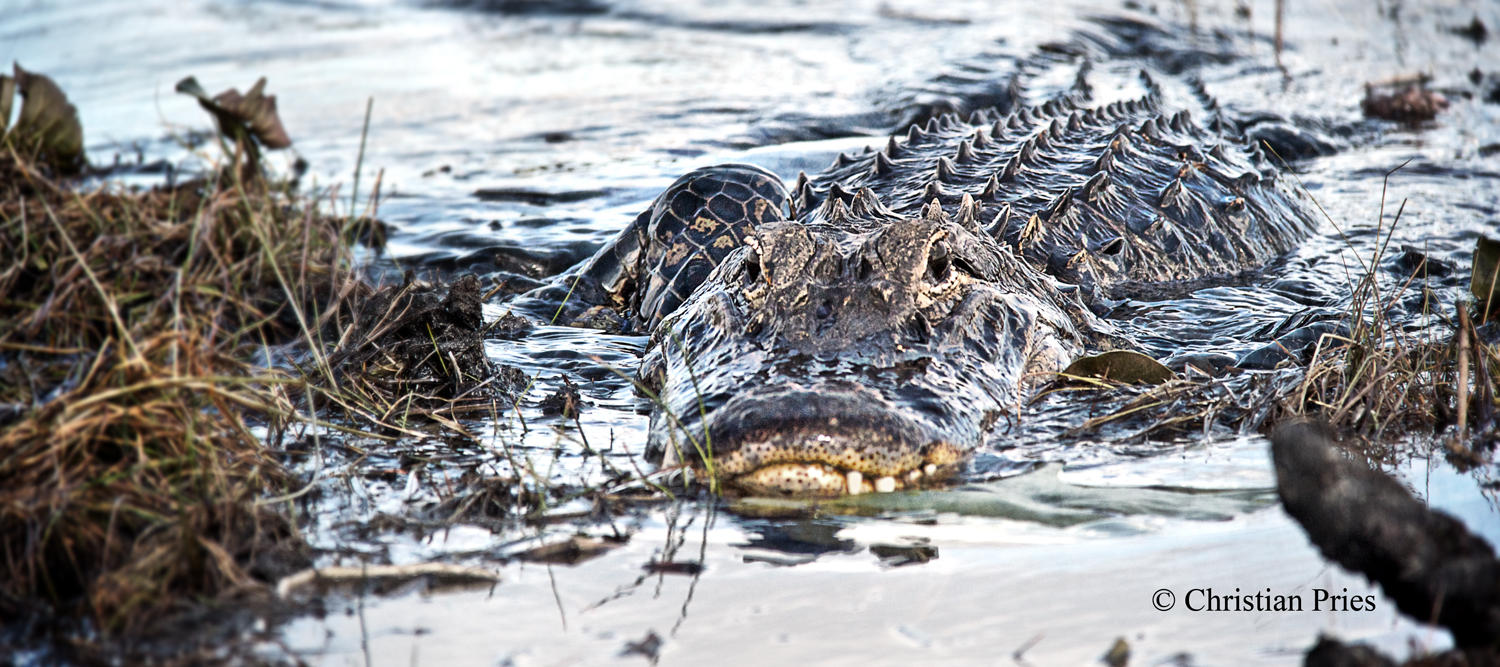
[
  {"xmin": 485, "ymin": 309, "xmax": 536, "ymax": 339},
  {"xmin": 539, "ymin": 376, "xmax": 587, "ymax": 419},
  {"xmin": 1, "ymin": 64, "xmax": 85, "ymax": 172},
  {"xmin": 276, "ymin": 563, "xmax": 500, "ymax": 599},
  {"xmin": 329, "ymin": 273, "xmax": 528, "ymax": 415},
  {"xmin": 0, "ymin": 72, "xmax": 346, "ymax": 640},
  {"xmin": 1062, "ymin": 350, "xmax": 1176, "ymax": 385},
  {"xmin": 643, "ymin": 560, "xmax": 705, "ymax": 575},
  {"xmin": 620, "ymin": 630, "xmax": 664, "ymax": 664},
  {"xmin": 1102, "ymin": 637, "xmax": 1131, "ymax": 667},
  {"xmin": 1447, "ymin": 15, "xmax": 1488, "ymax": 45},
  {"xmin": 175, "ymin": 76, "xmax": 292, "ymax": 150},
  {"xmin": 1361, "ymin": 78, "xmax": 1449, "ymax": 123},
  {"xmin": 870, "ymin": 543, "xmax": 939, "ymax": 567},
  {"xmin": 515, "ymin": 535, "xmax": 618, "ymax": 565}
]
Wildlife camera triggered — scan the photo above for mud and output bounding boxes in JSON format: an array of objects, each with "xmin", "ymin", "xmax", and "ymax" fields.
[{"xmin": 330, "ymin": 273, "xmax": 527, "ymax": 410}]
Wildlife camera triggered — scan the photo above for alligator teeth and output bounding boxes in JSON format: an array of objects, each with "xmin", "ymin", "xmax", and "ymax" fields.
[
  {"xmin": 908, "ymin": 469, "xmax": 923, "ymax": 482},
  {"xmin": 874, "ymin": 476, "xmax": 897, "ymax": 493},
  {"xmin": 924, "ymin": 464, "xmax": 937, "ymax": 476},
  {"xmin": 847, "ymin": 470, "xmax": 864, "ymax": 495}
]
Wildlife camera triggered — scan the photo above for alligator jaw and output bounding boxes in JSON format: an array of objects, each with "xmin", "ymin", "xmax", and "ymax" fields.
[
  {"xmin": 728, "ymin": 459, "xmax": 958, "ymax": 497},
  {"xmin": 660, "ymin": 381, "xmax": 966, "ymax": 497}
]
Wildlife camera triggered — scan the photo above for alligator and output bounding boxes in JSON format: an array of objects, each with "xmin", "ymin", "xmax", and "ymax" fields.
[{"xmin": 514, "ymin": 66, "xmax": 1320, "ymax": 497}]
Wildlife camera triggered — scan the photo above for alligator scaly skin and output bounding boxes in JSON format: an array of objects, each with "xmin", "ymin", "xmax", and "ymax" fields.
[
  {"xmin": 516, "ymin": 65, "xmax": 1320, "ymax": 497},
  {"xmin": 801, "ymin": 70, "xmax": 1317, "ymax": 302}
]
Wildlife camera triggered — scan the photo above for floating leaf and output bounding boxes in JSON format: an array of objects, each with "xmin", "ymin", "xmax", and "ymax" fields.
[
  {"xmin": 1474, "ymin": 235, "xmax": 1500, "ymax": 322},
  {"xmin": 175, "ymin": 75, "xmax": 292, "ymax": 149},
  {"xmin": 1063, "ymin": 350, "xmax": 1175, "ymax": 385},
  {"xmin": 7, "ymin": 65, "xmax": 85, "ymax": 172},
  {"xmin": 0, "ymin": 75, "xmax": 14, "ymax": 133}
]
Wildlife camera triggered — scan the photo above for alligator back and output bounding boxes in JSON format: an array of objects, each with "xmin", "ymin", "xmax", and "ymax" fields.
[{"xmin": 801, "ymin": 71, "xmax": 1319, "ymax": 301}]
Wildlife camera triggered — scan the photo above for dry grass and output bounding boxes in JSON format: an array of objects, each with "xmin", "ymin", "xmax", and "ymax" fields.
[
  {"xmin": 1052, "ymin": 194, "xmax": 1498, "ymax": 455},
  {"xmin": 1281, "ymin": 284, "xmax": 1499, "ymax": 462},
  {"xmin": 1275, "ymin": 188, "xmax": 1498, "ymax": 455},
  {"xmin": 0, "ymin": 148, "xmax": 354, "ymax": 636}
]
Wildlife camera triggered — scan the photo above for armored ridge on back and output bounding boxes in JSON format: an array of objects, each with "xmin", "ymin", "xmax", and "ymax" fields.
[{"xmin": 514, "ymin": 59, "xmax": 1320, "ymax": 497}]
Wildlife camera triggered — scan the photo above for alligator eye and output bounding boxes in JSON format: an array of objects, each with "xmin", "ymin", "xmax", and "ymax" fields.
[{"xmin": 927, "ymin": 240, "xmax": 952, "ymax": 282}]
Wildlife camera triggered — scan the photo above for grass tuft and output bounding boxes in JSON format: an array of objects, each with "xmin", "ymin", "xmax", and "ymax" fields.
[{"xmin": 0, "ymin": 143, "xmax": 351, "ymax": 637}]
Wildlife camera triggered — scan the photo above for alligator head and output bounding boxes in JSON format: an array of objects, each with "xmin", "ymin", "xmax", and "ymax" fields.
[{"xmin": 635, "ymin": 178, "xmax": 1093, "ymax": 496}]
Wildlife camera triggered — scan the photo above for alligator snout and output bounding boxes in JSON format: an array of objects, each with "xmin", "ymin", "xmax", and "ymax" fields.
[{"xmin": 675, "ymin": 381, "xmax": 965, "ymax": 496}]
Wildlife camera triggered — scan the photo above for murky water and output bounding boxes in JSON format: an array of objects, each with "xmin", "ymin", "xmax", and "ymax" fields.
[{"xmin": 6, "ymin": 0, "xmax": 1499, "ymax": 663}]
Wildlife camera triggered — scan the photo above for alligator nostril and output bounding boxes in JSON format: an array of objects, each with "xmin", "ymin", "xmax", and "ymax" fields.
[
  {"xmin": 744, "ymin": 247, "xmax": 763, "ymax": 283},
  {"xmin": 857, "ymin": 256, "xmax": 875, "ymax": 281},
  {"xmin": 816, "ymin": 300, "xmax": 832, "ymax": 319},
  {"xmin": 927, "ymin": 241, "xmax": 952, "ymax": 282}
]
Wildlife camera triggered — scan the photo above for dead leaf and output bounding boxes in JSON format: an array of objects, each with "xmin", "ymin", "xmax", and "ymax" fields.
[
  {"xmin": 1473, "ymin": 235, "xmax": 1499, "ymax": 322},
  {"xmin": 1063, "ymin": 350, "xmax": 1175, "ymax": 385},
  {"xmin": 7, "ymin": 65, "xmax": 85, "ymax": 172},
  {"xmin": 175, "ymin": 76, "xmax": 292, "ymax": 149},
  {"xmin": 0, "ymin": 75, "xmax": 14, "ymax": 133}
]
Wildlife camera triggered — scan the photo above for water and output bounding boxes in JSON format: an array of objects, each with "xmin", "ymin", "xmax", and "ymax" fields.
[{"xmin": 5, "ymin": 0, "xmax": 1499, "ymax": 663}]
